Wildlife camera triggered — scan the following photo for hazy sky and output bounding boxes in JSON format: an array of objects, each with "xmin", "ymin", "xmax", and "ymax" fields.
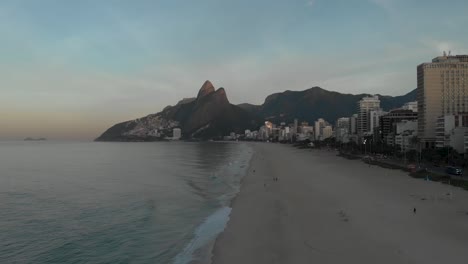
[{"xmin": 1, "ymin": 0, "xmax": 467, "ymax": 140}]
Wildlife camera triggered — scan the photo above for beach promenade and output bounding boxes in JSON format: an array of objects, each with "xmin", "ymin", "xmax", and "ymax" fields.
[{"xmin": 211, "ymin": 143, "xmax": 468, "ymax": 264}]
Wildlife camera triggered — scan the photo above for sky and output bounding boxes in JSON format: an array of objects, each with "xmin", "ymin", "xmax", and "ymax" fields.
[{"xmin": 1, "ymin": 0, "xmax": 467, "ymax": 140}]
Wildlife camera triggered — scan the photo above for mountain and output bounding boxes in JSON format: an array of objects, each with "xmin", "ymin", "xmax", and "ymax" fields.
[
  {"xmin": 96, "ymin": 82, "xmax": 417, "ymax": 141},
  {"xmin": 95, "ymin": 81, "xmax": 259, "ymax": 141},
  {"xmin": 240, "ymin": 87, "xmax": 417, "ymax": 125}
]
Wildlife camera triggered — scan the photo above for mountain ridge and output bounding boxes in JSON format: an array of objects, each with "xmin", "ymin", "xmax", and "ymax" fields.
[{"xmin": 95, "ymin": 81, "xmax": 417, "ymax": 141}]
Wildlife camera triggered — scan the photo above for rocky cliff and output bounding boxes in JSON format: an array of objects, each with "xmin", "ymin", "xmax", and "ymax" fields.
[{"xmin": 95, "ymin": 81, "xmax": 259, "ymax": 141}]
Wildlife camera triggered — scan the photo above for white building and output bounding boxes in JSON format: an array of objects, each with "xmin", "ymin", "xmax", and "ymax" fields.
[
  {"xmin": 436, "ymin": 114, "xmax": 468, "ymax": 153},
  {"xmin": 314, "ymin": 118, "xmax": 326, "ymax": 140},
  {"xmin": 402, "ymin": 101, "xmax": 418, "ymax": 112},
  {"xmin": 336, "ymin": 117, "xmax": 350, "ymax": 130},
  {"xmin": 322, "ymin": 125, "xmax": 333, "ymax": 140},
  {"xmin": 395, "ymin": 120, "xmax": 418, "ymax": 135},
  {"xmin": 297, "ymin": 125, "xmax": 314, "ymax": 141},
  {"xmin": 172, "ymin": 128, "xmax": 182, "ymax": 140},
  {"xmin": 336, "ymin": 117, "xmax": 350, "ymax": 143},
  {"xmin": 391, "ymin": 120, "xmax": 418, "ymax": 152},
  {"xmin": 369, "ymin": 109, "xmax": 387, "ymax": 135},
  {"xmin": 449, "ymin": 128, "xmax": 468, "ymax": 154},
  {"xmin": 301, "ymin": 125, "xmax": 315, "ymax": 135},
  {"xmin": 395, "ymin": 130, "xmax": 417, "ymax": 152},
  {"xmin": 336, "ymin": 128, "xmax": 350, "ymax": 143},
  {"xmin": 244, "ymin": 129, "xmax": 255, "ymax": 139},
  {"xmin": 357, "ymin": 96, "xmax": 381, "ymax": 136},
  {"xmin": 314, "ymin": 118, "xmax": 332, "ymax": 141},
  {"xmin": 258, "ymin": 126, "xmax": 267, "ymax": 141}
]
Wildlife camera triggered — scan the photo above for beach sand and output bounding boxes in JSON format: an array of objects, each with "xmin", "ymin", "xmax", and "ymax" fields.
[{"xmin": 211, "ymin": 143, "xmax": 468, "ymax": 264}]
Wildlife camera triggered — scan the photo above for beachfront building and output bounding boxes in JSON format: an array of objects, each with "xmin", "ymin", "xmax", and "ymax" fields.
[
  {"xmin": 258, "ymin": 126, "xmax": 268, "ymax": 141},
  {"xmin": 336, "ymin": 117, "xmax": 350, "ymax": 130},
  {"xmin": 244, "ymin": 130, "xmax": 256, "ymax": 140},
  {"xmin": 417, "ymin": 53, "xmax": 468, "ymax": 148},
  {"xmin": 369, "ymin": 109, "xmax": 387, "ymax": 135},
  {"xmin": 314, "ymin": 118, "xmax": 331, "ymax": 141},
  {"xmin": 314, "ymin": 118, "xmax": 325, "ymax": 141},
  {"xmin": 382, "ymin": 119, "xmax": 418, "ymax": 151},
  {"xmin": 402, "ymin": 101, "xmax": 418, "ymax": 112},
  {"xmin": 394, "ymin": 120, "xmax": 418, "ymax": 152},
  {"xmin": 435, "ymin": 114, "xmax": 468, "ymax": 154},
  {"xmin": 278, "ymin": 126, "xmax": 292, "ymax": 142},
  {"xmin": 292, "ymin": 119, "xmax": 298, "ymax": 136},
  {"xmin": 322, "ymin": 125, "xmax": 333, "ymax": 140},
  {"xmin": 380, "ymin": 109, "xmax": 418, "ymax": 144},
  {"xmin": 336, "ymin": 128, "xmax": 350, "ymax": 143},
  {"xmin": 297, "ymin": 125, "xmax": 314, "ymax": 141},
  {"xmin": 336, "ymin": 117, "xmax": 350, "ymax": 143},
  {"xmin": 395, "ymin": 131, "xmax": 417, "ymax": 152},
  {"xmin": 172, "ymin": 128, "xmax": 182, "ymax": 140},
  {"xmin": 357, "ymin": 96, "xmax": 380, "ymax": 137},
  {"xmin": 245, "ymin": 129, "xmax": 258, "ymax": 140},
  {"xmin": 293, "ymin": 122, "xmax": 314, "ymax": 142}
]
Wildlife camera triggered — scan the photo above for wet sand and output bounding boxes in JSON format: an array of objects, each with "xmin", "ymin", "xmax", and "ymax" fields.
[{"xmin": 211, "ymin": 143, "xmax": 468, "ymax": 264}]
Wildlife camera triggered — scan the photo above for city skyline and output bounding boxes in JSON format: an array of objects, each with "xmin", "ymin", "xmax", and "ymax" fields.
[{"xmin": 1, "ymin": 0, "xmax": 468, "ymax": 140}]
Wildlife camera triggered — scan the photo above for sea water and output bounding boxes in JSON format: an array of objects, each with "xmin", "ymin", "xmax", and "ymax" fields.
[{"xmin": 0, "ymin": 141, "xmax": 252, "ymax": 263}]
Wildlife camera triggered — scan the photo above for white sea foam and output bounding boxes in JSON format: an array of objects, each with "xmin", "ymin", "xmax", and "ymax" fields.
[{"xmin": 173, "ymin": 206, "xmax": 232, "ymax": 264}]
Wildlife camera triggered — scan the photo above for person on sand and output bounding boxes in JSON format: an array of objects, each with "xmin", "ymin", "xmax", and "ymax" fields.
[{"xmin": 413, "ymin": 207, "xmax": 416, "ymax": 214}]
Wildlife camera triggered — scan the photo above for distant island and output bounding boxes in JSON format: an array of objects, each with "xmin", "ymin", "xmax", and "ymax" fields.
[
  {"xmin": 95, "ymin": 80, "xmax": 416, "ymax": 142},
  {"xmin": 24, "ymin": 137, "xmax": 47, "ymax": 141}
]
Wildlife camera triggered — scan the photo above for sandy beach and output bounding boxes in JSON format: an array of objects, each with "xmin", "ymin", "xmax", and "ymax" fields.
[{"xmin": 211, "ymin": 143, "xmax": 468, "ymax": 264}]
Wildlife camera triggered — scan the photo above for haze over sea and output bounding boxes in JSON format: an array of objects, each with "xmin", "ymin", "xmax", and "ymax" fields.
[{"xmin": 0, "ymin": 141, "xmax": 252, "ymax": 264}]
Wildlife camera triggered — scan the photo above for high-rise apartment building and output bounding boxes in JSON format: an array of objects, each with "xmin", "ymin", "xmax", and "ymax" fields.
[
  {"xmin": 336, "ymin": 117, "xmax": 350, "ymax": 130},
  {"xmin": 357, "ymin": 96, "xmax": 380, "ymax": 136},
  {"xmin": 314, "ymin": 118, "xmax": 326, "ymax": 141},
  {"xmin": 417, "ymin": 54, "xmax": 468, "ymax": 148},
  {"xmin": 350, "ymin": 114, "xmax": 358, "ymax": 134},
  {"xmin": 369, "ymin": 109, "xmax": 387, "ymax": 135},
  {"xmin": 336, "ymin": 117, "xmax": 350, "ymax": 142}
]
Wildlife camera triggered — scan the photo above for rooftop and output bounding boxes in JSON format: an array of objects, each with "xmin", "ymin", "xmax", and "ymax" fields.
[{"xmin": 432, "ymin": 54, "xmax": 468, "ymax": 63}]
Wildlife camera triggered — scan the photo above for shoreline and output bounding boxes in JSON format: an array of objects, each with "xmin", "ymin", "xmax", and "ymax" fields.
[
  {"xmin": 180, "ymin": 142, "xmax": 256, "ymax": 264},
  {"xmin": 210, "ymin": 143, "xmax": 468, "ymax": 263},
  {"xmin": 203, "ymin": 143, "xmax": 259, "ymax": 264}
]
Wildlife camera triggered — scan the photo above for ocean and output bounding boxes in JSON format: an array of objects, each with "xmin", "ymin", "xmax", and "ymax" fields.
[{"xmin": 0, "ymin": 141, "xmax": 253, "ymax": 263}]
